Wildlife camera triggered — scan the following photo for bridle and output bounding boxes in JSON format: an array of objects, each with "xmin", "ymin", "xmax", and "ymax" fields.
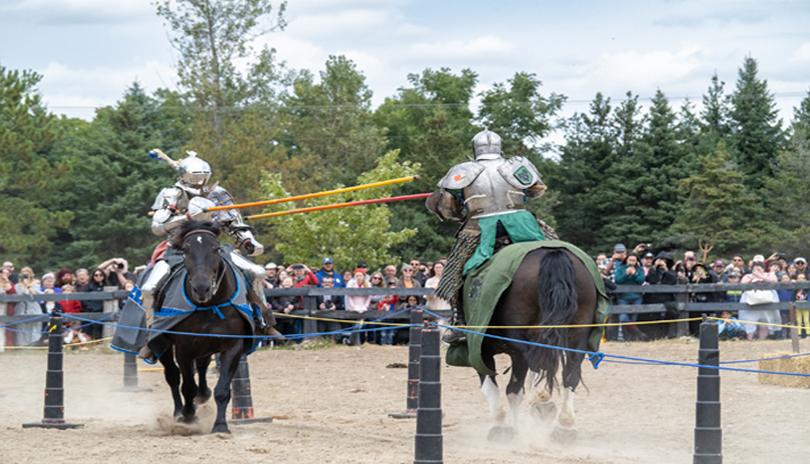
[{"xmin": 182, "ymin": 229, "xmax": 226, "ymax": 299}]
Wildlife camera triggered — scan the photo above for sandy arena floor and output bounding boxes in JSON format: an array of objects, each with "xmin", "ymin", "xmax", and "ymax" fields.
[{"xmin": 1, "ymin": 338, "xmax": 809, "ymax": 464}]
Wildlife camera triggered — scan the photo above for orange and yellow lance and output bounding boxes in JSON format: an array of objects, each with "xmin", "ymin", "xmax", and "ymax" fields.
[
  {"xmin": 245, "ymin": 193, "xmax": 431, "ymax": 221},
  {"xmin": 206, "ymin": 175, "xmax": 419, "ymax": 212}
]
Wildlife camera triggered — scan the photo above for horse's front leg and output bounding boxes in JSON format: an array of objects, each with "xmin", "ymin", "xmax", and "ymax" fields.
[
  {"xmin": 178, "ymin": 356, "xmax": 198, "ymax": 423},
  {"xmin": 159, "ymin": 347, "xmax": 183, "ymax": 418},
  {"xmin": 211, "ymin": 344, "xmax": 244, "ymax": 434},
  {"xmin": 195, "ymin": 355, "xmax": 212, "ymax": 405}
]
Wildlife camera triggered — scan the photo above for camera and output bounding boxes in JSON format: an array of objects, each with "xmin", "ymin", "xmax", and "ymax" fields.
[
  {"xmin": 116, "ymin": 263, "xmax": 125, "ymax": 269},
  {"xmin": 21, "ymin": 273, "xmax": 30, "ymax": 280}
]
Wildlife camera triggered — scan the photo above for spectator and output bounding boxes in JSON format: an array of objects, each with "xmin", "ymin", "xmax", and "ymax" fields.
[
  {"xmin": 794, "ymin": 257, "xmax": 808, "ymax": 279},
  {"xmin": 399, "ymin": 264, "xmax": 423, "ymax": 304},
  {"xmin": 376, "ymin": 278, "xmax": 401, "ymax": 344},
  {"xmin": 729, "ymin": 255, "xmax": 747, "ymax": 275},
  {"xmin": 690, "ymin": 263, "xmax": 719, "ymax": 303},
  {"xmin": 410, "ymin": 259, "xmax": 428, "ymax": 286},
  {"xmin": 739, "ymin": 260, "xmax": 780, "ymax": 340},
  {"xmin": 716, "ymin": 311, "xmax": 746, "ymax": 340},
  {"xmin": 382, "ymin": 265, "xmax": 399, "ymax": 285},
  {"xmin": 14, "ymin": 267, "xmax": 43, "ymax": 346},
  {"xmin": 795, "ymin": 274, "xmax": 809, "ymax": 338},
  {"xmin": 291, "ymin": 264, "xmax": 319, "ymax": 288},
  {"xmin": 346, "ymin": 270, "xmax": 371, "ymax": 314},
  {"xmin": 98, "ymin": 258, "xmax": 130, "ymax": 289},
  {"xmin": 2, "ymin": 261, "xmax": 18, "ymax": 284},
  {"xmin": 55, "ymin": 267, "xmax": 75, "ymax": 290},
  {"xmin": 605, "ymin": 243, "xmax": 627, "ymax": 278},
  {"xmin": 75, "ymin": 268, "xmax": 104, "ymax": 339},
  {"xmin": 315, "ymin": 257, "xmax": 345, "ymax": 288},
  {"xmin": 342, "ymin": 270, "xmax": 353, "ymax": 284},
  {"xmin": 263, "ymin": 263, "xmax": 279, "ymax": 289},
  {"xmin": 317, "ymin": 276, "xmax": 344, "ymax": 311},
  {"xmin": 272, "ymin": 277, "xmax": 296, "ymax": 314},
  {"xmin": 425, "ymin": 260, "xmax": 451, "ymax": 311},
  {"xmin": 682, "ymin": 250, "xmax": 698, "ymax": 281},
  {"xmin": 644, "ymin": 251, "xmax": 678, "ymax": 325},
  {"xmin": 595, "ymin": 253, "xmax": 611, "ymax": 279},
  {"xmin": 356, "ymin": 261, "xmax": 370, "ymax": 278},
  {"xmin": 641, "ymin": 252, "xmax": 655, "ymax": 277},
  {"xmin": 711, "ymin": 260, "xmax": 727, "ymax": 282},
  {"xmin": 787, "ymin": 263, "xmax": 799, "ymax": 280},
  {"xmin": 368, "ymin": 271, "xmax": 386, "ymax": 311},
  {"xmin": 725, "ymin": 271, "xmax": 743, "ymax": 302},
  {"xmin": 59, "ymin": 284, "xmax": 82, "ymax": 315},
  {"xmin": 614, "ymin": 254, "xmax": 647, "ymax": 341},
  {"xmin": 62, "ymin": 284, "xmax": 91, "ymax": 346},
  {"xmin": 0, "ymin": 272, "xmax": 16, "ymax": 350}
]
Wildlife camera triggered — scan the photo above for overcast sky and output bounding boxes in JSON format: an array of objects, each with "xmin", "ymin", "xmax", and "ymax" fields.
[{"xmin": 1, "ymin": 0, "xmax": 808, "ymax": 125}]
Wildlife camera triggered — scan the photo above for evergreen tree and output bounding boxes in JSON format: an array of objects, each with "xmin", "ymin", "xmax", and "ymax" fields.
[
  {"xmin": 0, "ymin": 66, "xmax": 72, "ymax": 269},
  {"xmin": 729, "ymin": 56, "xmax": 784, "ymax": 190},
  {"xmin": 701, "ymin": 73, "xmax": 730, "ymax": 139},
  {"xmin": 552, "ymin": 93, "xmax": 616, "ymax": 251},
  {"xmin": 672, "ymin": 143, "xmax": 769, "ymax": 256},
  {"xmin": 791, "ymin": 90, "xmax": 810, "ymax": 144}
]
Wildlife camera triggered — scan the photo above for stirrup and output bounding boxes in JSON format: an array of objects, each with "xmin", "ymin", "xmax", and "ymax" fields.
[
  {"xmin": 138, "ymin": 346, "xmax": 157, "ymax": 365},
  {"xmin": 442, "ymin": 326, "xmax": 467, "ymax": 344}
]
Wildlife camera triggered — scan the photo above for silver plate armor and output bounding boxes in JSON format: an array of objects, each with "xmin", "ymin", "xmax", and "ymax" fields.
[
  {"xmin": 176, "ymin": 151, "xmax": 212, "ymax": 195},
  {"xmin": 472, "ymin": 129, "xmax": 502, "ymax": 160}
]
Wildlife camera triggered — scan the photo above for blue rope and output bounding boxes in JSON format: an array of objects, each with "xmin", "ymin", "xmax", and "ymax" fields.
[
  {"xmin": 0, "ymin": 314, "xmax": 50, "ymax": 329},
  {"xmin": 426, "ymin": 313, "xmax": 810, "ymax": 378}
]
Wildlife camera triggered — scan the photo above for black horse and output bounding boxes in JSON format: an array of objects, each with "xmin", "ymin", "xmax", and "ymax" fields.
[
  {"xmin": 474, "ymin": 248, "xmax": 599, "ymax": 443},
  {"xmin": 158, "ymin": 221, "xmax": 254, "ymax": 433}
]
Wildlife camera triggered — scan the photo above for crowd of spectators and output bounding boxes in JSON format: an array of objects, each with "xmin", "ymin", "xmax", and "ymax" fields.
[
  {"xmin": 599, "ymin": 243, "xmax": 810, "ymax": 342},
  {"xmin": 0, "ymin": 258, "xmax": 137, "ymax": 348},
  {"xmin": 261, "ymin": 257, "xmax": 450, "ymax": 346}
]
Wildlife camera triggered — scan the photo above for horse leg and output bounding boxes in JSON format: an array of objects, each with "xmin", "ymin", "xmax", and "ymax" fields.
[
  {"xmin": 195, "ymin": 355, "xmax": 213, "ymax": 406},
  {"xmin": 505, "ymin": 352, "xmax": 528, "ymax": 429},
  {"xmin": 552, "ymin": 350, "xmax": 585, "ymax": 443},
  {"xmin": 478, "ymin": 353, "xmax": 509, "ymax": 442},
  {"xmin": 178, "ymin": 357, "xmax": 198, "ymax": 423},
  {"xmin": 211, "ymin": 344, "xmax": 243, "ymax": 434},
  {"xmin": 159, "ymin": 347, "xmax": 183, "ymax": 419}
]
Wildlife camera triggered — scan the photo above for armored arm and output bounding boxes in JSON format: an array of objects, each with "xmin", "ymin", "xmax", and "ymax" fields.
[
  {"xmin": 151, "ymin": 188, "xmax": 186, "ymax": 236},
  {"xmin": 425, "ymin": 190, "xmax": 462, "ymax": 222},
  {"xmin": 498, "ymin": 156, "xmax": 546, "ymax": 199},
  {"xmin": 208, "ymin": 186, "xmax": 264, "ymax": 256}
]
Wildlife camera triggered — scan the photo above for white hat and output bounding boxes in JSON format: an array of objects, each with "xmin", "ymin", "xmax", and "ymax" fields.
[
  {"xmin": 753, "ymin": 254, "xmax": 765, "ymax": 263},
  {"xmin": 264, "ymin": 262, "xmax": 278, "ymax": 270}
]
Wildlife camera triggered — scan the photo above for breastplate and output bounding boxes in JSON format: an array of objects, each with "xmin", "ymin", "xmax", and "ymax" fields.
[{"xmin": 462, "ymin": 160, "xmax": 527, "ymax": 218}]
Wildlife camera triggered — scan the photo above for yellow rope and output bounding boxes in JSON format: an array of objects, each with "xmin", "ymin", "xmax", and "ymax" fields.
[
  {"xmin": 708, "ymin": 316, "xmax": 808, "ymax": 331},
  {"xmin": 1, "ymin": 336, "xmax": 111, "ymax": 351},
  {"xmin": 275, "ymin": 313, "xmax": 702, "ymax": 329}
]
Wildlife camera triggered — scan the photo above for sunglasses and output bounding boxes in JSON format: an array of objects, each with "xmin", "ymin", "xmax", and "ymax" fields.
[
  {"xmin": 372, "ymin": 276, "xmax": 382, "ymax": 279},
  {"xmin": 93, "ymin": 273, "xmax": 104, "ymax": 277}
]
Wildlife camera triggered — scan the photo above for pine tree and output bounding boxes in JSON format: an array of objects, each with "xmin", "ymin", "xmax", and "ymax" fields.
[
  {"xmin": 701, "ymin": 73, "xmax": 730, "ymax": 139},
  {"xmin": 792, "ymin": 90, "xmax": 810, "ymax": 144},
  {"xmin": 672, "ymin": 143, "xmax": 770, "ymax": 255},
  {"xmin": 729, "ymin": 56, "xmax": 785, "ymax": 190}
]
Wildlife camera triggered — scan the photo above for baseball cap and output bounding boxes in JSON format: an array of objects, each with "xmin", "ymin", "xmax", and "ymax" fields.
[
  {"xmin": 644, "ymin": 252, "xmax": 654, "ymax": 259},
  {"xmin": 613, "ymin": 243, "xmax": 627, "ymax": 253},
  {"xmin": 322, "ymin": 257, "xmax": 333, "ymax": 265},
  {"xmin": 753, "ymin": 254, "xmax": 765, "ymax": 263},
  {"xmin": 713, "ymin": 259, "xmax": 724, "ymax": 267},
  {"xmin": 264, "ymin": 262, "xmax": 277, "ymax": 270},
  {"xmin": 356, "ymin": 260, "xmax": 368, "ymax": 269}
]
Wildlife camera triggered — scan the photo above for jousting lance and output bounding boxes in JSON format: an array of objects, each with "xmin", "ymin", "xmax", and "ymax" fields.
[
  {"xmin": 206, "ymin": 176, "xmax": 419, "ymax": 212},
  {"xmin": 245, "ymin": 193, "xmax": 431, "ymax": 221}
]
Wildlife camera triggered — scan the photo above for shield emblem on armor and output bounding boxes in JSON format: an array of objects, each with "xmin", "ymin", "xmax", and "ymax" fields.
[
  {"xmin": 468, "ymin": 277, "xmax": 483, "ymax": 301},
  {"xmin": 513, "ymin": 166, "xmax": 533, "ymax": 186}
]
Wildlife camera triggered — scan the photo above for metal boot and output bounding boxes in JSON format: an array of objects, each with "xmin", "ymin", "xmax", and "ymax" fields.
[{"xmin": 442, "ymin": 295, "xmax": 467, "ymax": 344}]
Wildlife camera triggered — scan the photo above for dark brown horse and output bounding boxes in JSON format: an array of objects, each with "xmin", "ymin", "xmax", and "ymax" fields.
[
  {"xmin": 158, "ymin": 221, "xmax": 254, "ymax": 433},
  {"xmin": 473, "ymin": 247, "xmax": 598, "ymax": 443}
]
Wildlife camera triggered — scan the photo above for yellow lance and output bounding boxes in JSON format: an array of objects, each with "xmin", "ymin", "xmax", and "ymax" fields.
[{"xmin": 205, "ymin": 176, "xmax": 419, "ymax": 212}]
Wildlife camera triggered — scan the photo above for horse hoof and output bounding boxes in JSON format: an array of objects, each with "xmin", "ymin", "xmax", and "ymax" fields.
[
  {"xmin": 487, "ymin": 426, "xmax": 515, "ymax": 443},
  {"xmin": 194, "ymin": 391, "xmax": 212, "ymax": 406},
  {"xmin": 212, "ymin": 423, "xmax": 230, "ymax": 434},
  {"xmin": 178, "ymin": 415, "xmax": 198, "ymax": 424},
  {"xmin": 551, "ymin": 426, "xmax": 577, "ymax": 444},
  {"xmin": 530, "ymin": 401, "xmax": 557, "ymax": 423}
]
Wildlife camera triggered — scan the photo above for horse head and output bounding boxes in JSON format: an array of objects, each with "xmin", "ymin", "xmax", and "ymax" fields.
[{"xmin": 174, "ymin": 221, "xmax": 224, "ymax": 305}]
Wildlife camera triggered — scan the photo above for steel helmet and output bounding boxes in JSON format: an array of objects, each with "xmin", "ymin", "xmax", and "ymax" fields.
[{"xmin": 471, "ymin": 129, "xmax": 502, "ymax": 160}]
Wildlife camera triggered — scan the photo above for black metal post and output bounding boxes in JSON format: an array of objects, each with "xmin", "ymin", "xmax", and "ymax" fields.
[
  {"xmin": 414, "ymin": 323, "xmax": 442, "ymax": 464},
  {"xmin": 389, "ymin": 308, "xmax": 423, "ymax": 419},
  {"xmin": 230, "ymin": 355, "xmax": 273, "ymax": 425},
  {"xmin": 694, "ymin": 316, "xmax": 722, "ymax": 464},
  {"xmin": 23, "ymin": 314, "xmax": 83, "ymax": 429},
  {"xmin": 302, "ymin": 296, "xmax": 318, "ymax": 337},
  {"xmin": 117, "ymin": 353, "xmax": 151, "ymax": 392}
]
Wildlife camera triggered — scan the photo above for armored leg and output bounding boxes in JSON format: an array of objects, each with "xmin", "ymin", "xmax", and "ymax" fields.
[
  {"xmin": 537, "ymin": 218, "xmax": 559, "ymax": 240},
  {"xmin": 229, "ymin": 251, "xmax": 282, "ymax": 336},
  {"xmin": 436, "ymin": 229, "xmax": 479, "ymax": 344},
  {"xmin": 138, "ymin": 260, "xmax": 171, "ymax": 361}
]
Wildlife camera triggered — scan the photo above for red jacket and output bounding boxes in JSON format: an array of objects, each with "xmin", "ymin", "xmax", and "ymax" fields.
[{"xmin": 60, "ymin": 299, "xmax": 82, "ymax": 314}]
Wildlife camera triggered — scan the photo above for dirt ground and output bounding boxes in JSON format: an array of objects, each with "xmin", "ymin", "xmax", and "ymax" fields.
[{"xmin": 1, "ymin": 338, "xmax": 809, "ymax": 464}]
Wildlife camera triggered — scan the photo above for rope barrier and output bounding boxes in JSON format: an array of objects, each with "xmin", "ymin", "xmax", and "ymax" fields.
[
  {"xmin": 708, "ymin": 316, "xmax": 809, "ymax": 331},
  {"xmin": 276, "ymin": 312, "xmax": 413, "ymax": 327}
]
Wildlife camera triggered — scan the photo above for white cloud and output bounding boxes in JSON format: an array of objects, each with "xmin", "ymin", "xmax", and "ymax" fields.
[
  {"xmin": 406, "ymin": 36, "xmax": 515, "ymax": 61},
  {"xmin": 792, "ymin": 42, "xmax": 810, "ymax": 63},
  {"xmin": 2, "ymin": 0, "xmax": 153, "ymax": 23},
  {"xmin": 286, "ymin": 8, "xmax": 391, "ymax": 37}
]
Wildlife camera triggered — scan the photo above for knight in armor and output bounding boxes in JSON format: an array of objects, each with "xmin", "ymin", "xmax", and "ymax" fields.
[
  {"xmin": 138, "ymin": 149, "xmax": 280, "ymax": 361},
  {"xmin": 426, "ymin": 130, "xmax": 558, "ymax": 344}
]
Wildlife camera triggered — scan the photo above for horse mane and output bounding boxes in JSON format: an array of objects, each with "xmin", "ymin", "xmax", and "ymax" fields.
[{"xmin": 173, "ymin": 220, "xmax": 221, "ymax": 247}]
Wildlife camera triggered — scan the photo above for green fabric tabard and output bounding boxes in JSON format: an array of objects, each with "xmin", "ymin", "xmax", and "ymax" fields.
[
  {"xmin": 463, "ymin": 210, "xmax": 545, "ymax": 275},
  {"xmin": 446, "ymin": 240, "xmax": 611, "ymax": 376}
]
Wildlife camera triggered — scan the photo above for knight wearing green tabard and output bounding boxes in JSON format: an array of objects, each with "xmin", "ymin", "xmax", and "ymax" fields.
[{"xmin": 426, "ymin": 129, "xmax": 558, "ymax": 344}]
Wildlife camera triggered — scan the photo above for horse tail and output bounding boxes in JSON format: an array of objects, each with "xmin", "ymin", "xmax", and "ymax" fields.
[{"xmin": 530, "ymin": 249, "xmax": 578, "ymax": 394}]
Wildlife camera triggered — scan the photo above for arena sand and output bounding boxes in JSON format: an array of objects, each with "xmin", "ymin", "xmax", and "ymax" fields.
[{"xmin": 1, "ymin": 338, "xmax": 809, "ymax": 463}]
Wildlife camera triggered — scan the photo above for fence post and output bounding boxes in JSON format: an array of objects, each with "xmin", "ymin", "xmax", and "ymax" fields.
[
  {"xmin": 22, "ymin": 314, "xmax": 83, "ymax": 430},
  {"xmin": 390, "ymin": 308, "xmax": 423, "ymax": 419},
  {"xmin": 414, "ymin": 323, "xmax": 442, "ymax": 464},
  {"xmin": 676, "ymin": 286, "xmax": 690, "ymax": 337},
  {"xmin": 302, "ymin": 295, "xmax": 318, "ymax": 338},
  {"xmin": 694, "ymin": 316, "xmax": 722, "ymax": 464},
  {"xmin": 230, "ymin": 355, "xmax": 273, "ymax": 425},
  {"xmin": 789, "ymin": 303, "xmax": 800, "ymax": 354},
  {"xmin": 102, "ymin": 286, "xmax": 119, "ymax": 339}
]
